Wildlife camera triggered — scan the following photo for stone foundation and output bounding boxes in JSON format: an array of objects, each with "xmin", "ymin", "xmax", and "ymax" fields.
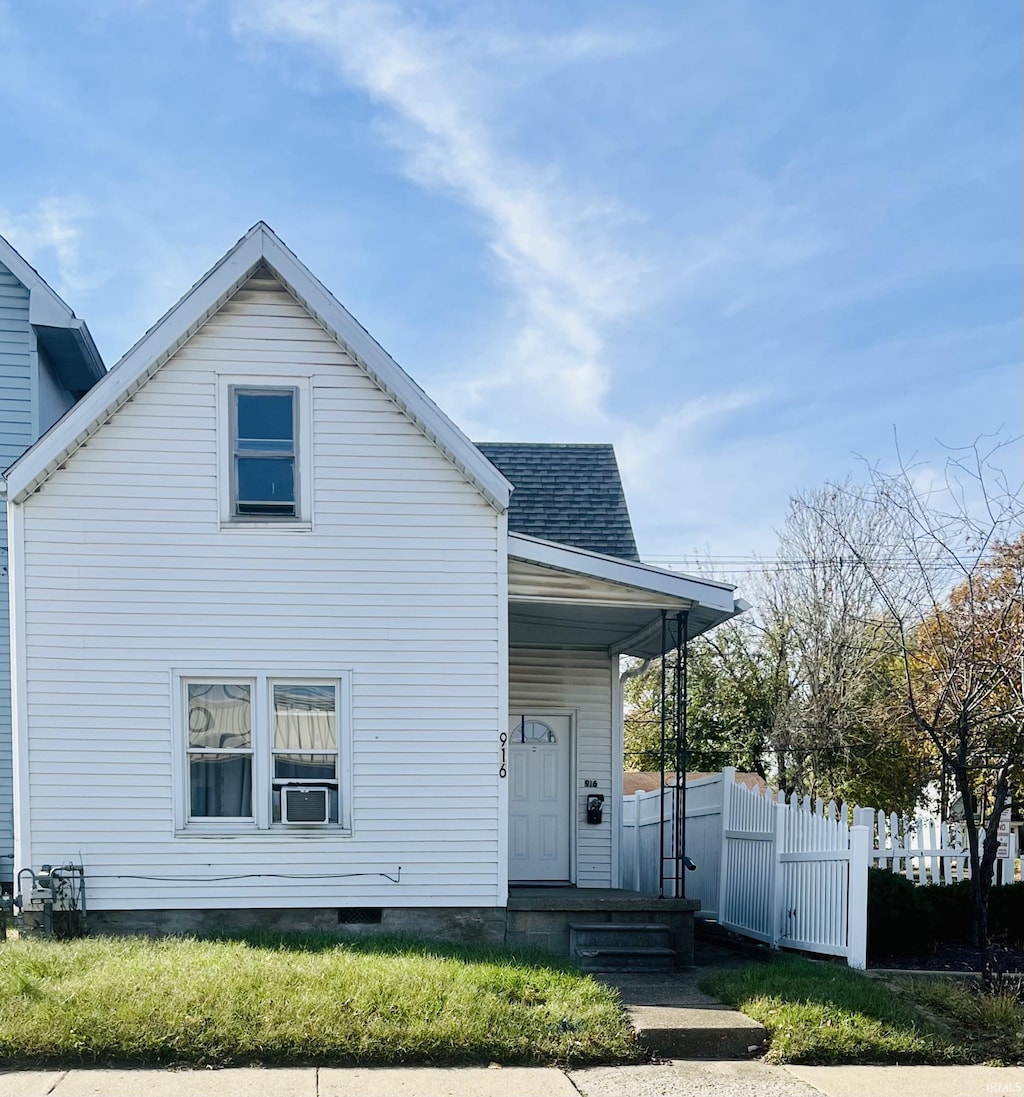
[
  {"xmin": 80, "ymin": 905, "xmax": 508, "ymax": 947},
  {"xmin": 20, "ymin": 892, "xmax": 697, "ymax": 967}
]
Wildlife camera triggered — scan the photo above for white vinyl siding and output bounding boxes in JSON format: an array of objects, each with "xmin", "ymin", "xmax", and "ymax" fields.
[
  {"xmin": 17, "ymin": 272, "xmax": 503, "ymax": 909},
  {"xmin": 509, "ymin": 648, "xmax": 615, "ymax": 887},
  {"xmin": 0, "ymin": 261, "xmax": 32, "ymax": 880}
]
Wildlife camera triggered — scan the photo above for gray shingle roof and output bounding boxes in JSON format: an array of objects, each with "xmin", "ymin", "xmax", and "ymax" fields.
[{"xmin": 475, "ymin": 443, "xmax": 640, "ymax": 561}]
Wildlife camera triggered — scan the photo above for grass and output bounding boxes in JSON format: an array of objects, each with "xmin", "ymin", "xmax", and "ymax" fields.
[
  {"xmin": 0, "ymin": 932, "xmax": 643, "ymax": 1068},
  {"xmin": 888, "ymin": 975, "xmax": 1024, "ymax": 1065},
  {"xmin": 700, "ymin": 955, "xmax": 971, "ymax": 1065}
]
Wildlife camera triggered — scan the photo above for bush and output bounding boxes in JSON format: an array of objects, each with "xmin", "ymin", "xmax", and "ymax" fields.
[
  {"xmin": 867, "ymin": 868, "xmax": 934, "ymax": 958},
  {"xmin": 989, "ymin": 881, "xmax": 1024, "ymax": 945},
  {"xmin": 923, "ymin": 880, "xmax": 972, "ymax": 944},
  {"xmin": 868, "ymin": 871, "xmax": 1024, "ymax": 957}
]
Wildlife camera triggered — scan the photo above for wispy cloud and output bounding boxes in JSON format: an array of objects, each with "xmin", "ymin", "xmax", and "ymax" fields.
[
  {"xmin": 0, "ymin": 197, "xmax": 95, "ymax": 299},
  {"xmin": 232, "ymin": 0, "xmax": 660, "ymax": 427}
]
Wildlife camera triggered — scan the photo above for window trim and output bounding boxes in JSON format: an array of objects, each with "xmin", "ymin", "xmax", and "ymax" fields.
[
  {"xmin": 173, "ymin": 669, "xmax": 352, "ymax": 835},
  {"xmin": 217, "ymin": 374, "xmax": 313, "ymax": 530}
]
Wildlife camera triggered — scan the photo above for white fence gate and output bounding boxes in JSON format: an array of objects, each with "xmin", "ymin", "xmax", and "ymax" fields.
[
  {"xmin": 622, "ymin": 767, "xmax": 1020, "ymax": 970},
  {"xmin": 622, "ymin": 767, "xmax": 870, "ymax": 968}
]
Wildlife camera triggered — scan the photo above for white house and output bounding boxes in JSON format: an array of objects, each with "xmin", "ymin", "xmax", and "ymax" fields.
[
  {"xmin": 0, "ymin": 234, "xmax": 105, "ymax": 890},
  {"xmin": 3, "ymin": 224, "xmax": 743, "ymax": 956}
]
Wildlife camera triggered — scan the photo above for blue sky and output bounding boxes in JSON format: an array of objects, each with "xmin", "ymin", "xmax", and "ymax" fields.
[{"xmin": 1, "ymin": 1, "xmax": 1020, "ymax": 566}]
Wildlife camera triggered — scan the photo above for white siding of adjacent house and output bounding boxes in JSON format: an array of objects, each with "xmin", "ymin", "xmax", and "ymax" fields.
[
  {"xmin": 15, "ymin": 272, "xmax": 504, "ymax": 909},
  {"xmin": 509, "ymin": 648, "xmax": 615, "ymax": 887},
  {"xmin": 0, "ymin": 261, "xmax": 33, "ymax": 882}
]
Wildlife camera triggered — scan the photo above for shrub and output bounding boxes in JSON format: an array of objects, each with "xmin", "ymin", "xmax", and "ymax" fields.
[
  {"xmin": 922, "ymin": 880, "xmax": 972, "ymax": 944},
  {"xmin": 867, "ymin": 868, "xmax": 934, "ymax": 958},
  {"xmin": 988, "ymin": 881, "xmax": 1024, "ymax": 945},
  {"xmin": 868, "ymin": 871, "xmax": 1023, "ymax": 957}
]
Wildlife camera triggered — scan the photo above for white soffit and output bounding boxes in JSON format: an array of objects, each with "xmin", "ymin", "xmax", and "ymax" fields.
[
  {"xmin": 508, "ymin": 532, "xmax": 740, "ymax": 613},
  {"xmin": 4, "ymin": 223, "xmax": 513, "ymax": 511}
]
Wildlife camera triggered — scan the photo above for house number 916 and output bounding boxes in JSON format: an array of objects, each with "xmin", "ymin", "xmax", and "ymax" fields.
[
  {"xmin": 584, "ymin": 779, "xmax": 598, "ymax": 788},
  {"xmin": 499, "ymin": 732, "xmax": 507, "ymax": 778}
]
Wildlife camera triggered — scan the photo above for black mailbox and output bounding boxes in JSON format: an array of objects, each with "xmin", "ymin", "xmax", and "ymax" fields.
[{"xmin": 586, "ymin": 794, "xmax": 604, "ymax": 824}]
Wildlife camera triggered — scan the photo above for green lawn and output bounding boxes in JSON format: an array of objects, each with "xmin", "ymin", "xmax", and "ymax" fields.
[
  {"xmin": 700, "ymin": 956, "xmax": 972, "ymax": 1065},
  {"xmin": 0, "ymin": 933, "xmax": 643, "ymax": 1067},
  {"xmin": 887, "ymin": 975, "xmax": 1024, "ymax": 1066}
]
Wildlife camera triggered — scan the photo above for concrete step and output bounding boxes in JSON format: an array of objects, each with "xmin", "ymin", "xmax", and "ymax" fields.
[
  {"xmin": 570, "ymin": 922, "xmax": 678, "ymax": 971},
  {"xmin": 599, "ymin": 968, "xmax": 769, "ymax": 1059},
  {"xmin": 574, "ymin": 946, "xmax": 677, "ymax": 973},
  {"xmin": 569, "ymin": 923, "xmax": 675, "ymax": 949}
]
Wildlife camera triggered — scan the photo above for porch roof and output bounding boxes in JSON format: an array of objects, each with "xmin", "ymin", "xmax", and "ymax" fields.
[{"xmin": 507, "ymin": 533, "xmax": 748, "ymax": 658}]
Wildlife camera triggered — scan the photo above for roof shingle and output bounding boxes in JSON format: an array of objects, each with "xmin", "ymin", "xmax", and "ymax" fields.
[{"xmin": 475, "ymin": 442, "xmax": 640, "ymax": 561}]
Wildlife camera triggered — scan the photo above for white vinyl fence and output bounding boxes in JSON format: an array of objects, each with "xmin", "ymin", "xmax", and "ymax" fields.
[
  {"xmin": 861, "ymin": 810, "xmax": 1018, "ymax": 886},
  {"xmin": 621, "ymin": 768, "xmax": 869, "ymax": 967},
  {"xmin": 621, "ymin": 767, "xmax": 1020, "ymax": 970}
]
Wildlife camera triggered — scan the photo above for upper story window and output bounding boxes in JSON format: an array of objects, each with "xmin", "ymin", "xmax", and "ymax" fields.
[
  {"xmin": 231, "ymin": 387, "xmax": 297, "ymax": 518},
  {"xmin": 219, "ymin": 376, "xmax": 311, "ymax": 529}
]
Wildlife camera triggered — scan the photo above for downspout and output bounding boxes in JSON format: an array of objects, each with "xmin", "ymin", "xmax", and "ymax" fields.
[
  {"xmin": 678, "ymin": 611, "xmax": 689, "ymax": 897},
  {"xmin": 659, "ymin": 610, "xmax": 668, "ymax": 898},
  {"xmin": 619, "ymin": 658, "xmax": 652, "ymax": 685}
]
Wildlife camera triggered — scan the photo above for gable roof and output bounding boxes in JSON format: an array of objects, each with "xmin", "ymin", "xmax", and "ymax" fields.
[
  {"xmin": 4, "ymin": 223, "xmax": 512, "ymax": 510},
  {"xmin": 0, "ymin": 232, "xmax": 105, "ymax": 395},
  {"xmin": 475, "ymin": 443, "xmax": 639, "ymax": 561}
]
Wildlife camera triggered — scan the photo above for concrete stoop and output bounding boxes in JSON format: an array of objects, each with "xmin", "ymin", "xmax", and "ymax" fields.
[{"xmin": 599, "ymin": 968, "xmax": 769, "ymax": 1060}]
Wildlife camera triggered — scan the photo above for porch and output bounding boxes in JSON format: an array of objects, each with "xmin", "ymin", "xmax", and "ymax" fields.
[{"xmin": 506, "ymin": 534, "xmax": 748, "ymax": 901}]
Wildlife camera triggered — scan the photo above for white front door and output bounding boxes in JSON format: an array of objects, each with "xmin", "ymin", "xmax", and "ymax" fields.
[{"xmin": 508, "ymin": 714, "xmax": 572, "ymax": 883}]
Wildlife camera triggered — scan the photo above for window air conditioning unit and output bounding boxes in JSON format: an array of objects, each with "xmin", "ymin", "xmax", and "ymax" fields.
[{"xmin": 281, "ymin": 786, "xmax": 330, "ymax": 825}]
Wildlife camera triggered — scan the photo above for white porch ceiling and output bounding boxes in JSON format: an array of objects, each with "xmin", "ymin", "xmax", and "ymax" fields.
[{"xmin": 507, "ymin": 534, "xmax": 747, "ymax": 658}]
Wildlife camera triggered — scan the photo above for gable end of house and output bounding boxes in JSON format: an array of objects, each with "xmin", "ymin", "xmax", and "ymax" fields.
[{"xmin": 4, "ymin": 224, "xmax": 512, "ymax": 513}]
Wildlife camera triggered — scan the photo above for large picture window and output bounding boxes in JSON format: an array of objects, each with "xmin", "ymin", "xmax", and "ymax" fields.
[{"xmin": 179, "ymin": 673, "xmax": 348, "ymax": 830}]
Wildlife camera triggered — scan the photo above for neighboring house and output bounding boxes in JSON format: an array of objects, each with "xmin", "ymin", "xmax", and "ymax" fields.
[
  {"xmin": 3, "ymin": 223, "xmax": 743, "ymax": 944},
  {"xmin": 0, "ymin": 235, "xmax": 105, "ymax": 890},
  {"xmin": 623, "ymin": 771, "xmax": 769, "ymax": 796}
]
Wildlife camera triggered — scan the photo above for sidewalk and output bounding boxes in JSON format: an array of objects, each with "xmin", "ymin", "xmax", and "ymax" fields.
[{"xmin": 2, "ymin": 1063, "xmax": 1021, "ymax": 1097}]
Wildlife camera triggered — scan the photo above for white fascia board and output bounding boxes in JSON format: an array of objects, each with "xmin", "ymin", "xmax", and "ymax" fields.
[
  {"xmin": 5, "ymin": 222, "xmax": 513, "ymax": 511},
  {"xmin": 508, "ymin": 532, "xmax": 738, "ymax": 612},
  {"xmin": 259, "ymin": 229, "xmax": 512, "ymax": 513}
]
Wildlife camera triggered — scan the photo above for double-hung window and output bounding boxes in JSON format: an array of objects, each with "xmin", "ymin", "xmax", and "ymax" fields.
[
  {"xmin": 231, "ymin": 387, "xmax": 298, "ymax": 518},
  {"xmin": 271, "ymin": 682, "xmax": 340, "ymax": 823},
  {"xmin": 186, "ymin": 681, "xmax": 253, "ymax": 819},
  {"xmin": 180, "ymin": 673, "xmax": 348, "ymax": 830}
]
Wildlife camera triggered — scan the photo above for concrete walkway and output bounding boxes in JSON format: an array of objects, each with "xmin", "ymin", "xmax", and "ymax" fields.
[
  {"xmin": 2, "ymin": 1063, "xmax": 1021, "ymax": 1097},
  {"xmin": 598, "ymin": 940, "xmax": 768, "ymax": 1058}
]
